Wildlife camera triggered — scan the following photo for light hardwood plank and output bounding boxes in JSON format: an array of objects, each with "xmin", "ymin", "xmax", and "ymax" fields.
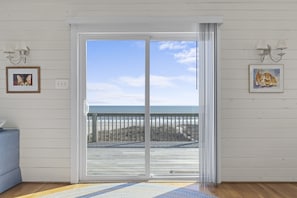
[
  {"xmin": 0, "ymin": 183, "xmax": 68, "ymax": 198},
  {"xmin": 2, "ymin": 182, "xmax": 297, "ymax": 198}
]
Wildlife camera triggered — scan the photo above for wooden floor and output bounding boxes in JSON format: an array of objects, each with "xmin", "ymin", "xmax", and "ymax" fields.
[
  {"xmin": 1, "ymin": 182, "xmax": 297, "ymax": 198},
  {"xmin": 208, "ymin": 183, "xmax": 297, "ymax": 198},
  {"xmin": 2, "ymin": 144, "xmax": 297, "ymax": 197}
]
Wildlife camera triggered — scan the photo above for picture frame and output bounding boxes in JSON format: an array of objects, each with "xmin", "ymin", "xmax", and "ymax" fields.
[
  {"xmin": 249, "ymin": 64, "xmax": 284, "ymax": 93},
  {"xmin": 6, "ymin": 66, "xmax": 40, "ymax": 93}
]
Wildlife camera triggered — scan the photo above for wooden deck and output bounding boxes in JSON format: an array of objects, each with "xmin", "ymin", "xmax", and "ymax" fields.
[{"xmin": 87, "ymin": 141, "xmax": 199, "ymax": 177}]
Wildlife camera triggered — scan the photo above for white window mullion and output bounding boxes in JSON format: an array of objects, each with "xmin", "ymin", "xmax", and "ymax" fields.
[{"xmin": 145, "ymin": 38, "xmax": 151, "ymax": 178}]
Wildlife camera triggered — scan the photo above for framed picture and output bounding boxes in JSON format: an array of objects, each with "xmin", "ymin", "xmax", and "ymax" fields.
[
  {"xmin": 249, "ymin": 64, "xmax": 284, "ymax": 93},
  {"xmin": 6, "ymin": 66, "xmax": 40, "ymax": 93}
]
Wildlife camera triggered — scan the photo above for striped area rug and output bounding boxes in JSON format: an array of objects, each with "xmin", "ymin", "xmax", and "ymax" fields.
[{"xmin": 18, "ymin": 183, "xmax": 216, "ymax": 198}]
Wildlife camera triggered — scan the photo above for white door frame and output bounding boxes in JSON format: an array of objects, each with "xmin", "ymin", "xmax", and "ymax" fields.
[{"xmin": 70, "ymin": 17, "xmax": 222, "ymax": 183}]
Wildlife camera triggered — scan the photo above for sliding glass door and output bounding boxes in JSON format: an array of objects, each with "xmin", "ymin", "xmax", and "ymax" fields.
[
  {"xmin": 80, "ymin": 34, "xmax": 202, "ymax": 181},
  {"xmin": 150, "ymin": 40, "xmax": 199, "ymax": 177},
  {"xmin": 85, "ymin": 39, "xmax": 146, "ymax": 178}
]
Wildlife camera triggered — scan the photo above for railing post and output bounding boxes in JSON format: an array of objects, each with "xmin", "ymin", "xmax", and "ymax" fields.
[{"xmin": 92, "ymin": 114, "xmax": 97, "ymax": 142}]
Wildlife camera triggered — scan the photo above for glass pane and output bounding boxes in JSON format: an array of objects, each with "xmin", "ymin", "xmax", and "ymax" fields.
[
  {"xmin": 150, "ymin": 41, "xmax": 199, "ymax": 177},
  {"xmin": 86, "ymin": 40, "xmax": 146, "ymax": 177}
]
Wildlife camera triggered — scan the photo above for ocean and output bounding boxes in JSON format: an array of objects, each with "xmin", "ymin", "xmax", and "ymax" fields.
[{"xmin": 89, "ymin": 105, "xmax": 199, "ymax": 113}]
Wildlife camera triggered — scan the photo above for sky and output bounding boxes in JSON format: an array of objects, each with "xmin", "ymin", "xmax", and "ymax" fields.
[{"xmin": 86, "ymin": 39, "xmax": 199, "ymax": 106}]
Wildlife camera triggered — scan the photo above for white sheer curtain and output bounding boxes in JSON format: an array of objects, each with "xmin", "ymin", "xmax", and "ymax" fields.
[{"xmin": 199, "ymin": 23, "xmax": 218, "ymax": 186}]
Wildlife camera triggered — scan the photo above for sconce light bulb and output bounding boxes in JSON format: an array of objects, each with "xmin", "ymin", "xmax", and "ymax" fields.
[
  {"xmin": 276, "ymin": 40, "xmax": 287, "ymax": 50},
  {"xmin": 256, "ymin": 40, "xmax": 268, "ymax": 50}
]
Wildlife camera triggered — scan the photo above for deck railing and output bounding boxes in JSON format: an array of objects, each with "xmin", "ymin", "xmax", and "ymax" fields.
[{"xmin": 87, "ymin": 113, "xmax": 199, "ymax": 143}]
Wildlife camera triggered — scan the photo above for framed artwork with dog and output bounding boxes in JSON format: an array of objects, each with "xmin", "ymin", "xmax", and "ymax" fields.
[
  {"xmin": 6, "ymin": 66, "xmax": 40, "ymax": 93},
  {"xmin": 249, "ymin": 64, "xmax": 284, "ymax": 93}
]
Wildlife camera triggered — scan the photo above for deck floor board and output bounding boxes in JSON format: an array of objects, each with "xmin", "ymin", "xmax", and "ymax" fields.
[{"xmin": 87, "ymin": 142, "xmax": 199, "ymax": 177}]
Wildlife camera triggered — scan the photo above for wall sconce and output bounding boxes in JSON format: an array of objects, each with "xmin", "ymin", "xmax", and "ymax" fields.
[
  {"xmin": 3, "ymin": 43, "xmax": 30, "ymax": 65},
  {"xmin": 256, "ymin": 40, "xmax": 287, "ymax": 63}
]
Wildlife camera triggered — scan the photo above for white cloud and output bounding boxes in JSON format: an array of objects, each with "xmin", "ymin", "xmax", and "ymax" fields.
[
  {"xmin": 118, "ymin": 75, "xmax": 145, "ymax": 87},
  {"xmin": 174, "ymin": 48, "xmax": 197, "ymax": 64},
  {"xmin": 187, "ymin": 67, "xmax": 197, "ymax": 73},
  {"xmin": 87, "ymin": 75, "xmax": 197, "ymax": 105},
  {"xmin": 118, "ymin": 74, "xmax": 196, "ymax": 88},
  {"xmin": 87, "ymin": 82, "xmax": 144, "ymax": 105},
  {"xmin": 175, "ymin": 75, "xmax": 196, "ymax": 84},
  {"xmin": 88, "ymin": 93, "xmax": 144, "ymax": 105},
  {"xmin": 150, "ymin": 75, "xmax": 175, "ymax": 87},
  {"xmin": 87, "ymin": 82, "xmax": 121, "ymax": 92},
  {"xmin": 159, "ymin": 41, "xmax": 188, "ymax": 50},
  {"xmin": 118, "ymin": 75, "xmax": 175, "ymax": 88},
  {"xmin": 158, "ymin": 41, "xmax": 198, "ymax": 66}
]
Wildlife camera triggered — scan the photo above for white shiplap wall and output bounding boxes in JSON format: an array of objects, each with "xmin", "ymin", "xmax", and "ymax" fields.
[
  {"xmin": 0, "ymin": 1, "xmax": 71, "ymax": 182},
  {"xmin": 0, "ymin": 0, "xmax": 296, "ymax": 182}
]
